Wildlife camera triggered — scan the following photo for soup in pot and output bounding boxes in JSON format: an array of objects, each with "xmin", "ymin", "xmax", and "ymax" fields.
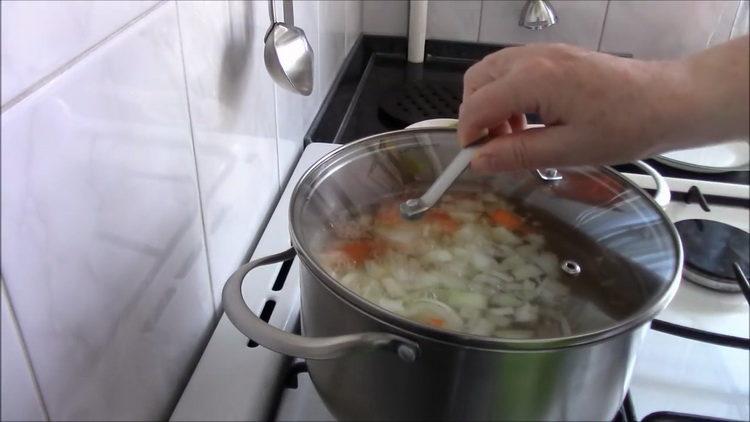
[{"xmin": 315, "ymin": 189, "xmax": 642, "ymax": 340}]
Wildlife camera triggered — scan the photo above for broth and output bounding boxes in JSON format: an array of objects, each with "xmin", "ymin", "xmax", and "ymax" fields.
[{"xmin": 314, "ymin": 188, "xmax": 644, "ymax": 340}]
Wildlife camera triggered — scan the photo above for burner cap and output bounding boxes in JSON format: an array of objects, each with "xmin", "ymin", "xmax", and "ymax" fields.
[{"xmin": 675, "ymin": 219, "xmax": 749, "ymax": 292}]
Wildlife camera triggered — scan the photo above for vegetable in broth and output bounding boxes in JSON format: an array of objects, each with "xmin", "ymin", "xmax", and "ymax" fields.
[{"xmin": 318, "ymin": 192, "xmax": 577, "ymax": 339}]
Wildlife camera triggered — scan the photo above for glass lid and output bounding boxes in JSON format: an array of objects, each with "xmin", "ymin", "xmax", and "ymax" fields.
[{"xmin": 291, "ymin": 128, "xmax": 681, "ymax": 345}]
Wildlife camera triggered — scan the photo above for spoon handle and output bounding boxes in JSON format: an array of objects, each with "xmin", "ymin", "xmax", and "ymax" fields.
[
  {"xmin": 420, "ymin": 143, "xmax": 482, "ymax": 206},
  {"xmin": 400, "ymin": 134, "xmax": 490, "ymax": 219}
]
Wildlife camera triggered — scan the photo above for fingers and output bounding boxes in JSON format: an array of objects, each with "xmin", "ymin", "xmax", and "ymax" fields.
[
  {"xmin": 463, "ymin": 46, "xmax": 538, "ymax": 101},
  {"xmin": 470, "ymin": 126, "xmax": 592, "ymax": 173},
  {"xmin": 508, "ymin": 113, "xmax": 527, "ymax": 132},
  {"xmin": 461, "ymin": 47, "xmax": 522, "ymax": 99},
  {"xmin": 462, "ymin": 59, "xmax": 497, "ymax": 100},
  {"xmin": 484, "ymin": 114, "xmax": 526, "ymax": 142},
  {"xmin": 488, "ymin": 121, "xmax": 512, "ymax": 138},
  {"xmin": 458, "ymin": 77, "xmax": 541, "ymax": 146}
]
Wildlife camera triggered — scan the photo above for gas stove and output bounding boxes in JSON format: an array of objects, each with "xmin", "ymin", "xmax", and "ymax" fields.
[
  {"xmin": 171, "ymin": 36, "xmax": 748, "ymax": 421},
  {"xmin": 170, "ymin": 143, "xmax": 749, "ymax": 422}
]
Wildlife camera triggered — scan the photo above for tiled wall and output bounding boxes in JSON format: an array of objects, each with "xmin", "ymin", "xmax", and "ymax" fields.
[
  {"xmin": 0, "ymin": 1, "xmax": 361, "ymax": 421},
  {"xmin": 364, "ymin": 0, "xmax": 750, "ymax": 58}
]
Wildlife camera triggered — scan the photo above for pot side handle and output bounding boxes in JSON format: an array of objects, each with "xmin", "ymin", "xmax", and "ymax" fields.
[
  {"xmin": 222, "ymin": 248, "xmax": 420, "ymax": 362},
  {"xmin": 632, "ymin": 160, "xmax": 670, "ymax": 208}
]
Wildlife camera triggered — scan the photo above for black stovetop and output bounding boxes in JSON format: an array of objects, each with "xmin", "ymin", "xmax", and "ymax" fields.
[{"xmin": 305, "ymin": 35, "xmax": 749, "ymax": 187}]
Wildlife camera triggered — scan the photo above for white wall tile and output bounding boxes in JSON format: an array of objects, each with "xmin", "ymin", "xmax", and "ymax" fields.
[
  {"xmin": 427, "ymin": 0, "xmax": 481, "ymax": 42},
  {"xmin": 319, "ymin": 0, "xmax": 348, "ymax": 96},
  {"xmin": 1, "ymin": 282, "xmax": 47, "ymax": 422},
  {"xmin": 274, "ymin": 0, "xmax": 322, "ymax": 185},
  {"xmin": 362, "ymin": 0, "xmax": 408, "ymax": 36},
  {"xmin": 177, "ymin": 1, "xmax": 279, "ymax": 307},
  {"xmin": 345, "ymin": 0, "xmax": 363, "ymax": 52},
  {"xmin": 0, "ymin": 0, "xmax": 158, "ymax": 106},
  {"xmin": 0, "ymin": 4, "xmax": 214, "ymax": 420},
  {"xmin": 479, "ymin": 0, "xmax": 608, "ymax": 50},
  {"xmin": 274, "ymin": 0, "xmax": 362, "ymax": 186},
  {"xmin": 731, "ymin": 0, "xmax": 749, "ymax": 38},
  {"xmin": 600, "ymin": 1, "xmax": 739, "ymax": 59}
]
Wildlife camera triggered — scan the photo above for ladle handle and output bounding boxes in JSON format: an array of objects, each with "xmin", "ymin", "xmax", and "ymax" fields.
[
  {"xmin": 268, "ymin": 0, "xmax": 276, "ymax": 24},
  {"xmin": 420, "ymin": 142, "xmax": 483, "ymax": 207},
  {"xmin": 419, "ymin": 134, "xmax": 491, "ymax": 208},
  {"xmin": 268, "ymin": 0, "xmax": 294, "ymax": 26},
  {"xmin": 283, "ymin": 0, "xmax": 294, "ymax": 27}
]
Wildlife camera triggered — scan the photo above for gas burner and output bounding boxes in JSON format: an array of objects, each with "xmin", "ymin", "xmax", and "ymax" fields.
[{"xmin": 675, "ymin": 219, "xmax": 749, "ymax": 293}]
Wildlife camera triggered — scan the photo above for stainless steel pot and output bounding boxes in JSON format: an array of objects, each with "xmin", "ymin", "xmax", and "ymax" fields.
[{"xmin": 223, "ymin": 128, "xmax": 683, "ymax": 420}]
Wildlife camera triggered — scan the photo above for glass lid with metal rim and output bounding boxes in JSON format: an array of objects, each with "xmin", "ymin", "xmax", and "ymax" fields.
[{"xmin": 291, "ymin": 128, "xmax": 681, "ymax": 344}]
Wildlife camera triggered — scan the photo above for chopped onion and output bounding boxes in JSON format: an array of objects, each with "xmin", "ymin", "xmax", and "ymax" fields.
[
  {"xmin": 480, "ymin": 193, "xmax": 501, "ymax": 203},
  {"xmin": 488, "ymin": 270, "xmax": 514, "ymax": 283},
  {"xmin": 471, "ymin": 252, "xmax": 494, "ymax": 270},
  {"xmin": 459, "ymin": 306, "xmax": 481, "ymax": 320},
  {"xmin": 516, "ymin": 244, "xmax": 539, "ymax": 259},
  {"xmin": 525, "ymin": 233, "xmax": 545, "ymax": 247},
  {"xmin": 446, "ymin": 290, "xmax": 488, "ymax": 309},
  {"xmin": 515, "ymin": 304, "xmax": 539, "ymax": 323},
  {"xmin": 425, "ymin": 249, "xmax": 453, "ymax": 263},
  {"xmin": 341, "ymin": 272, "xmax": 360, "ymax": 287},
  {"xmin": 533, "ymin": 252, "xmax": 559, "ymax": 275},
  {"xmin": 491, "ymin": 227, "xmax": 523, "ymax": 246},
  {"xmin": 378, "ymin": 298, "xmax": 405, "ymax": 313},
  {"xmin": 497, "ymin": 255, "xmax": 526, "ymax": 272},
  {"xmin": 488, "ymin": 307, "xmax": 515, "ymax": 317},
  {"xmin": 325, "ymin": 192, "xmax": 575, "ymax": 339},
  {"xmin": 468, "ymin": 318, "xmax": 494, "ymax": 336},
  {"xmin": 559, "ymin": 316, "xmax": 573, "ymax": 336},
  {"xmin": 512, "ymin": 264, "xmax": 544, "ymax": 280},
  {"xmin": 381, "ymin": 277, "xmax": 405, "ymax": 297},
  {"xmin": 490, "ymin": 293, "xmax": 523, "ymax": 307},
  {"xmin": 405, "ymin": 298, "xmax": 463, "ymax": 330},
  {"xmin": 449, "ymin": 211, "xmax": 479, "ymax": 223},
  {"xmin": 493, "ymin": 316, "xmax": 512, "ymax": 328}
]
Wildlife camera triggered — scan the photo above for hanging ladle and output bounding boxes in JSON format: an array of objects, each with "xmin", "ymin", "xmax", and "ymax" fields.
[{"xmin": 264, "ymin": 0, "xmax": 314, "ymax": 96}]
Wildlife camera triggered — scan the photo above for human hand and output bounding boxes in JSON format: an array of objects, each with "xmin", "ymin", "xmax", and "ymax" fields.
[{"xmin": 458, "ymin": 38, "xmax": 749, "ymax": 173}]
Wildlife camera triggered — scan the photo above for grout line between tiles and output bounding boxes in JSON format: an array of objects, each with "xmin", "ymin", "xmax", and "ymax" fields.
[
  {"xmin": 1, "ymin": 278, "xmax": 51, "ymax": 421},
  {"xmin": 596, "ymin": 0, "xmax": 612, "ymax": 52},
  {"xmin": 270, "ymin": 1, "xmax": 283, "ymax": 188},
  {"xmin": 476, "ymin": 0, "xmax": 484, "ymax": 43},
  {"xmin": 273, "ymin": 85, "xmax": 283, "ymax": 189},
  {"xmin": 173, "ymin": 1, "xmax": 217, "ymax": 312},
  {"xmin": 1, "ymin": 0, "xmax": 167, "ymax": 114},
  {"xmin": 729, "ymin": 0, "xmax": 747, "ymax": 39}
]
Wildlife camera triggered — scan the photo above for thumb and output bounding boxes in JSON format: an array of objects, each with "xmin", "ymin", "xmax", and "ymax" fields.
[{"xmin": 470, "ymin": 126, "xmax": 580, "ymax": 173}]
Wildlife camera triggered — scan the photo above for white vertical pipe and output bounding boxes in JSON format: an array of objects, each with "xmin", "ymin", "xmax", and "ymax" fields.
[{"xmin": 408, "ymin": 0, "xmax": 428, "ymax": 63}]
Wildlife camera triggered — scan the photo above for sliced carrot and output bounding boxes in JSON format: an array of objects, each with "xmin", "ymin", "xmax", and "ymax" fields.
[
  {"xmin": 425, "ymin": 210, "xmax": 460, "ymax": 233},
  {"xmin": 339, "ymin": 240, "xmax": 375, "ymax": 265},
  {"xmin": 374, "ymin": 204, "xmax": 402, "ymax": 226},
  {"xmin": 489, "ymin": 209, "xmax": 525, "ymax": 231},
  {"xmin": 425, "ymin": 317, "xmax": 445, "ymax": 328}
]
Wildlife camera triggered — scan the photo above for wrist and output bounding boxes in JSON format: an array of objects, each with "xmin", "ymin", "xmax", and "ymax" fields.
[
  {"xmin": 628, "ymin": 59, "xmax": 697, "ymax": 155},
  {"xmin": 659, "ymin": 36, "xmax": 750, "ymax": 148}
]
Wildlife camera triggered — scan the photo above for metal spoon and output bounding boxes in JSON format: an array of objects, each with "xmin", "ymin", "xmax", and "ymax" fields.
[
  {"xmin": 400, "ymin": 134, "xmax": 490, "ymax": 219},
  {"xmin": 264, "ymin": 0, "xmax": 314, "ymax": 96}
]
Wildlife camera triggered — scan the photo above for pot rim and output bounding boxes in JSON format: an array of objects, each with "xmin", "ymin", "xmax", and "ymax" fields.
[{"xmin": 289, "ymin": 127, "xmax": 684, "ymax": 351}]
